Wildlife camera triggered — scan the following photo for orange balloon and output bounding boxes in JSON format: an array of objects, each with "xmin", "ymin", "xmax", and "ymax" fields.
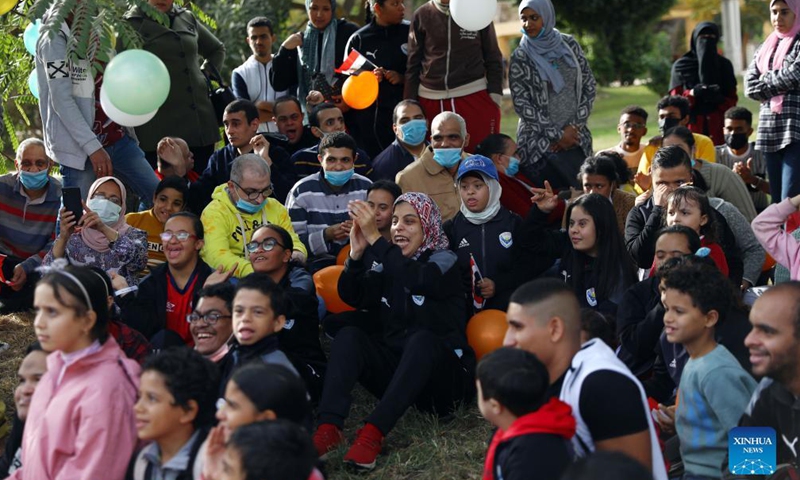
[
  {"xmin": 342, "ymin": 71, "xmax": 378, "ymax": 110},
  {"xmin": 466, "ymin": 309, "xmax": 508, "ymax": 360},
  {"xmin": 313, "ymin": 265, "xmax": 355, "ymax": 314},
  {"xmin": 336, "ymin": 244, "xmax": 351, "ymax": 266}
]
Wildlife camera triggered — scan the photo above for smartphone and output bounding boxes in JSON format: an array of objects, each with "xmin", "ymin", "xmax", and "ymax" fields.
[{"xmin": 62, "ymin": 187, "xmax": 83, "ymax": 223}]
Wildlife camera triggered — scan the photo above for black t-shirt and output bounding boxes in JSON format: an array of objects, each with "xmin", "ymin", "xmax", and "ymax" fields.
[
  {"xmin": 494, "ymin": 433, "xmax": 572, "ymax": 480},
  {"xmin": 549, "ymin": 369, "xmax": 650, "ymax": 445}
]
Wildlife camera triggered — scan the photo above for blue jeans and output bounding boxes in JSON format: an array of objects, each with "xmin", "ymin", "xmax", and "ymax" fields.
[
  {"xmin": 60, "ymin": 134, "xmax": 159, "ymax": 208},
  {"xmin": 763, "ymin": 141, "xmax": 800, "ymax": 202}
]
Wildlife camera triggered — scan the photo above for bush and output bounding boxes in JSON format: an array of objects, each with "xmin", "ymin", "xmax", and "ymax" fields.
[{"xmin": 643, "ymin": 31, "xmax": 674, "ymax": 96}]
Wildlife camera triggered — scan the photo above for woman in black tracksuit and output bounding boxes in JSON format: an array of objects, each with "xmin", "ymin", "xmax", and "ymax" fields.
[
  {"xmin": 443, "ymin": 155, "xmax": 526, "ymax": 313},
  {"xmin": 313, "ymin": 192, "xmax": 475, "ymax": 468},
  {"xmin": 344, "ymin": 0, "xmax": 411, "ymax": 158},
  {"xmin": 524, "ymin": 189, "xmax": 637, "ymax": 315}
]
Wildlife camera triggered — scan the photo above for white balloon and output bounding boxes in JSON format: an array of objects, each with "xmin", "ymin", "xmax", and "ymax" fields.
[
  {"xmin": 450, "ymin": 0, "xmax": 497, "ymax": 32},
  {"xmin": 100, "ymin": 86, "xmax": 157, "ymax": 127}
]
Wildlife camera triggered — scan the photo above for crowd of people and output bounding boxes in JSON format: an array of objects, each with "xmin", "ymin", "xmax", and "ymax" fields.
[{"xmin": 1, "ymin": 0, "xmax": 800, "ymax": 478}]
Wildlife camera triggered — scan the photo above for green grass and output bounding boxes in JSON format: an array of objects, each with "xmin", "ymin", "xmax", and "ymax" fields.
[{"xmin": 500, "ymin": 81, "xmax": 763, "ymax": 152}]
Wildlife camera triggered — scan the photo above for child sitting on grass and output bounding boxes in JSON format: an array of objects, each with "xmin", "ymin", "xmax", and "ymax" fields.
[
  {"xmin": 222, "ymin": 420, "xmax": 319, "ymax": 480},
  {"xmin": 129, "ymin": 347, "xmax": 219, "ymax": 479},
  {"xmin": 477, "ymin": 347, "xmax": 575, "ymax": 480},
  {"xmin": 220, "ymin": 272, "xmax": 299, "ymax": 389},
  {"xmin": 660, "ymin": 260, "xmax": 757, "ymax": 479}
]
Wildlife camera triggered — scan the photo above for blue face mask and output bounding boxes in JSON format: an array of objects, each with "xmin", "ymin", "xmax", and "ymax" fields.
[
  {"xmin": 505, "ymin": 156, "xmax": 520, "ymax": 176},
  {"xmin": 19, "ymin": 169, "xmax": 49, "ymax": 190},
  {"xmin": 399, "ymin": 119, "xmax": 427, "ymax": 146},
  {"xmin": 520, "ymin": 28, "xmax": 545, "ymax": 39},
  {"xmin": 324, "ymin": 168, "xmax": 355, "ymax": 187},
  {"xmin": 235, "ymin": 198, "xmax": 265, "ymax": 214},
  {"xmin": 433, "ymin": 148, "xmax": 462, "ymax": 169}
]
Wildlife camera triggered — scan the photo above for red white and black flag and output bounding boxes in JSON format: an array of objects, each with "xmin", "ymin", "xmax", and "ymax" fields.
[
  {"xmin": 470, "ymin": 253, "xmax": 486, "ymax": 310},
  {"xmin": 335, "ymin": 49, "xmax": 377, "ymax": 75}
]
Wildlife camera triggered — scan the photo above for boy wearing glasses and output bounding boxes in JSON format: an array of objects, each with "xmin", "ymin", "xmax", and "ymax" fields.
[
  {"xmin": 118, "ymin": 212, "xmax": 214, "ymax": 345},
  {"xmin": 201, "ymin": 154, "xmax": 306, "ymax": 279},
  {"xmin": 190, "ymin": 283, "xmax": 235, "ymax": 364}
]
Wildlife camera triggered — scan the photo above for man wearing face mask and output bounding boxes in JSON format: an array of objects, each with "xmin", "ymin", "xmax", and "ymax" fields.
[
  {"xmin": 636, "ymin": 96, "xmax": 717, "ymax": 190},
  {"xmin": 669, "ymin": 22, "xmax": 738, "ymax": 146},
  {"xmin": 715, "ymin": 107, "xmax": 770, "ymax": 213},
  {"xmin": 286, "ymin": 132, "xmax": 372, "ymax": 267},
  {"xmin": 0, "ymin": 139, "xmax": 61, "ymax": 313},
  {"xmin": 372, "ymin": 100, "xmax": 430, "ymax": 181},
  {"xmin": 395, "ymin": 111, "xmax": 470, "ymax": 221},
  {"xmin": 201, "ymin": 154, "xmax": 307, "ymax": 279},
  {"xmin": 290, "ymin": 103, "xmax": 374, "ymax": 181}
]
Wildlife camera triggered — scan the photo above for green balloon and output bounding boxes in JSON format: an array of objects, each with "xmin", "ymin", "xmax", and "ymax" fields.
[{"xmin": 103, "ymin": 50, "xmax": 170, "ymax": 116}]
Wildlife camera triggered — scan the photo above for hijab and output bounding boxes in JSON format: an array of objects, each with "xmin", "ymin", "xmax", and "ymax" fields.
[
  {"xmin": 459, "ymin": 172, "xmax": 502, "ymax": 225},
  {"xmin": 670, "ymin": 22, "xmax": 733, "ymax": 91},
  {"xmin": 300, "ymin": 0, "xmax": 338, "ymax": 102},
  {"xmin": 756, "ymin": 0, "xmax": 800, "ymax": 113},
  {"xmin": 517, "ymin": 0, "xmax": 576, "ymax": 94},
  {"xmin": 80, "ymin": 176, "xmax": 131, "ymax": 253},
  {"xmin": 393, "ymin": 192, "xmax": 449, "ymax": 259}
]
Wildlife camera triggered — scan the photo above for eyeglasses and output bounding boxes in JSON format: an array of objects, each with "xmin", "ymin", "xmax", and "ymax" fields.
[
  {"xmin": 160, "ymin": 231, "xmax": 196, "ymax": 242},
  {"xmin": 245, "ymin": 238, "xmax": 287, "ymax": 253},
  {"xmin": 186, "ymin": 312, "xmax": 231, "ymax": 325},
  {"xmin": 232, "ymin": 181, "xmax": 273, "ymax": 201},
  {"xmin": 619, "ymin": 122, "xmax": 646, "ymax": 130},
  {"xmin": 92, "ymin": 193, "xmax": 122, "ymax": 206}
]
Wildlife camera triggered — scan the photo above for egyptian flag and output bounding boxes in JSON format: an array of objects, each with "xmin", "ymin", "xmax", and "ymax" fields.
[
  {"xmin": 470, "ymin": 253, "xmax": 486, "ymax": 310},
  {"xmin": 335, "ymin": 50, "xmax": 377, "ymax": 75}
]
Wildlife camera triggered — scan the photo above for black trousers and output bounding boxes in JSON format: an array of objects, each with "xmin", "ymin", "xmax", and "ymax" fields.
[
  {"xmin": 0, "ymin": 256, "xmax": 38, "ymax": 314},
  {"xmin": 317, "ymin": 327, "xmax": 475, "ymax": 435}
]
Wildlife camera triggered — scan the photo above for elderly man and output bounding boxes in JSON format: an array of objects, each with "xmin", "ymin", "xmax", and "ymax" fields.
[
  {"xmin": 395, "ymin": 111, "xmax": 469, "ymax": 220},
  {"xmin": 201, "ymin": 154, "xmax": 306, "ymax": 278},
  {"xmin": 0, "ymin": 138, "xmax": 61, "ymax": 313}
]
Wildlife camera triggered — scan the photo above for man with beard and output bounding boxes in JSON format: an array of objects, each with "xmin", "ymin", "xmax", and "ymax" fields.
[{"xmin": 730, "ymin": 283, "xmax": 800, "ymax": 470}]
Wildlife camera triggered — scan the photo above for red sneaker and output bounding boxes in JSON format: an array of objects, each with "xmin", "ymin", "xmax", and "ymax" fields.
[
  {"xmin": 312, "ymin": 423, "xmax": 345, "ymax": 458},
  {"xmin": 343, "ymin": 423, "xmax": 384, "ymax": 470}
]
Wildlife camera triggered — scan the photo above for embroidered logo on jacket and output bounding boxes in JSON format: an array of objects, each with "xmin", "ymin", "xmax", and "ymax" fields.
[
  {"xmin": 499, "ymin": 231, "xmax": 513, "ymax": 248},
  {"xmin": 412, "ymin": 295, "xmax": 425, "ymax": 306}
]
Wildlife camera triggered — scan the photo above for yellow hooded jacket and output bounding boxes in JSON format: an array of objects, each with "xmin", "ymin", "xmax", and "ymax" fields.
[{"xmin": 200, "ymin": 184, "xmax": 306, "ymax": 278}]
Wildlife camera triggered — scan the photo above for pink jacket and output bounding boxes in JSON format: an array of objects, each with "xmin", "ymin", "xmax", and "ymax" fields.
[
  {"xmin": 752, "ymin": 198, "xmax": 800, "ymax": 280},
  {"xmin": 8, "ymin": 336, "xmax": 140, "ymax": 480}
]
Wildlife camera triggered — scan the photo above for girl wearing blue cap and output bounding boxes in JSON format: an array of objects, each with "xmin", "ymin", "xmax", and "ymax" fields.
[{"xmin": 443, "ymin": 155, "xmax": 527, "ymax": 312}]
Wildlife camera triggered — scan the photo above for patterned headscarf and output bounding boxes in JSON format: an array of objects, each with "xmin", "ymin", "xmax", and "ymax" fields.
[{"xmin": 393, "ymin": 192, "xmax": 449, "ymax": 258}]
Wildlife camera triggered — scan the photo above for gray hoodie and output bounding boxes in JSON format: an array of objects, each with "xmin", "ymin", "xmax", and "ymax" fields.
[{"xmin": 35, "ymin": 15, "xmax": 134, "ymax": 170}]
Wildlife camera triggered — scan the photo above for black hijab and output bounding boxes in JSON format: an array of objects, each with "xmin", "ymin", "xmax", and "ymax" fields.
[{"xmin": 669, "ymin": 22, "xmax": 736, "ymax": 92}]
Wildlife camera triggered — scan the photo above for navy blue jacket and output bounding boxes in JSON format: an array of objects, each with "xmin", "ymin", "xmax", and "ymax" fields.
[{"xmin": 372, "ymin": 139, "xmax": 428, "ymax": 181}]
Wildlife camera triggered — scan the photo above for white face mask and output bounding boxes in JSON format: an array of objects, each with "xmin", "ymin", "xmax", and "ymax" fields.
[{"xmin": 87, "ymin": 197, "xmax": 121, "ymax": 225}]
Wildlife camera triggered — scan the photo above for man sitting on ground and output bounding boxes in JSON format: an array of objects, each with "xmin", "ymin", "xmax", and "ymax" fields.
[
  {"xmin": 290, "ymin": 102, "xmax": 373, "ymax": 181},
  {"xmin": 503, "ymin": 278, "xmax": 668, "ymax": 480},
  {"xmin": 0, "ymin": 138, "xmax": 61, "ymax": 313}
]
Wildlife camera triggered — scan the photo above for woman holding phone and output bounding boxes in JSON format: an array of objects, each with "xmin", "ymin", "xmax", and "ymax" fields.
[{"xmin": 44, "ymin": 177, "xmax": 147, "ymax": 287}]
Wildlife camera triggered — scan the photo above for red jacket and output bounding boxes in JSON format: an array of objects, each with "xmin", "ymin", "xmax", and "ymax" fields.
[{"xmin": 483, "ymin": 398, "xmax": 575, "ymax": 480}]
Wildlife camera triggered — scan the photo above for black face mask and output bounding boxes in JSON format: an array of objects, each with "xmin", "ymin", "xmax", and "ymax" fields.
[
  {"xmin": 658, "ymin": 117, "xmax": 681, "ymax": 136},
  {"xmin": 725, "ymin": 133, "xmax": 749, "ymax": 151}
]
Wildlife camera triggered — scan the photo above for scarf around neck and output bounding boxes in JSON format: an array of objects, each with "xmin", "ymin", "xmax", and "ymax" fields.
[
  {"xmin": 300, "ymin": 0, "xmax": 338, "ymax": 103},
  {"xmin": 756, "ymin": 0, "xmax": 800, "ymax": 113},
  {"xmin": 517, "ymin": 0, "xmax": 576, "ymax": 94}
]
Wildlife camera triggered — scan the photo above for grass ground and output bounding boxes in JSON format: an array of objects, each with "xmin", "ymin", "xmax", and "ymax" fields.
[{"xmin": 500, "ymin": 82, "xmax": 763, "ymax": 152}]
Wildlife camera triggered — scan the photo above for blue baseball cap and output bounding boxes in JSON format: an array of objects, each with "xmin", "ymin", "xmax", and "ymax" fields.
[{"xmin": 456, "ymin": 155, "xmax": 499, "ymax": 181}]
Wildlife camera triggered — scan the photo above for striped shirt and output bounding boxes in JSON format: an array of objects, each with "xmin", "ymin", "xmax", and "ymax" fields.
[
  {"xmin": 0, "ymin": 174, "xmax": 60, "ymax": 274},
  {"xmin": 285, "ymin": 172, "xmax": 371, "ymax": 256}
]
